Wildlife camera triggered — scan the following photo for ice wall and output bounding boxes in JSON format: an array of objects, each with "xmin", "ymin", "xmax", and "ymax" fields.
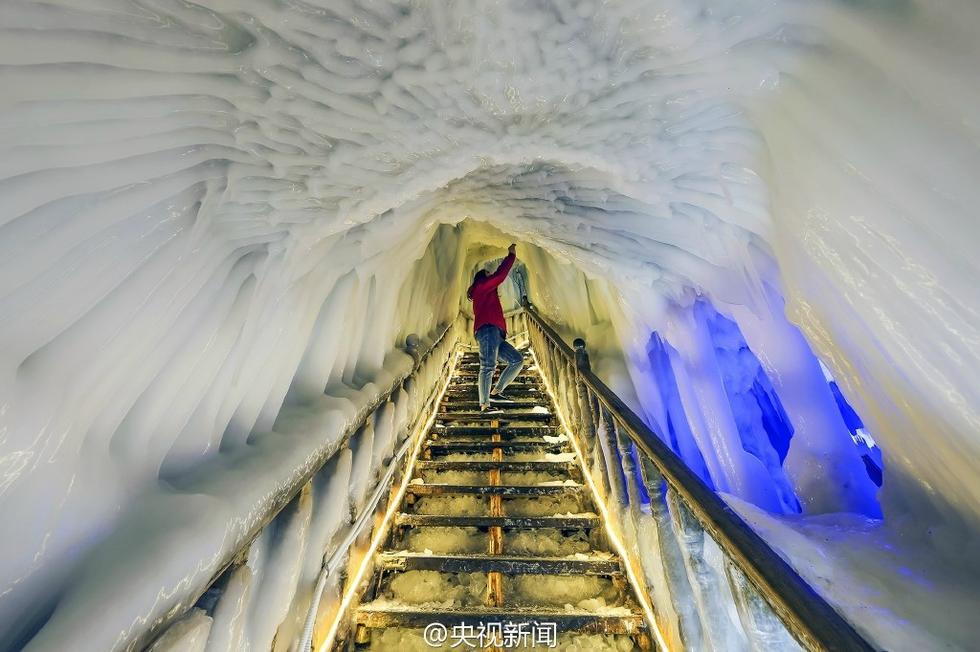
[{"xmin": 1, "ymin": 0, "xmax": 978, "ymax": 648}]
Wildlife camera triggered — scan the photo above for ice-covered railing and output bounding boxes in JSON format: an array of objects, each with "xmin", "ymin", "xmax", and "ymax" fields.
[
  {"xmin": 522, "ymin": 300, "xmax": 874, "ymax": 652},
  {"xmin": 26, "ymin": 321, "xmax": 460, "ymax": 652}
]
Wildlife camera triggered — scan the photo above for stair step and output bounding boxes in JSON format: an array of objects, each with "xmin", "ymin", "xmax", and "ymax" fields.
[
  {"xmin": 425, "ymin": 440, "xmax": 565, "ymax": 453},
  {"xmin": 377, "ymin": 552, "xmax": 620, "ymax": 575},
  {"xmin": 459, "ymin": 351, "xmax": 529, "ymax": 360},
  {"xmin": 441, "ymin": 402, "xmax": 548, "ymax": 413},
  {"xmin": 429, "ymin": 435, "xmax": 561, "ymax": 446},
  {"xmin": 407, "ymin": 483, "xmax": 583, "ymax": 496},
  {"xmin": 395, "ymin": 514, "xmax": 600, "ymax": 528},
  {"xmin": 337, "ymin": 343, "xmax": 652, "ymax": 651},
  {"xmin": 444, "ymin": 392, "xmax": 546, "ymax": 402},
  {"xmin": 447, "ymin": 381, "xmax": 542, "ymax": 389},
  {"xmin": 431, "ymin": 425, "xmax": 559, "ymax": 437},
  {"xmin": 436, "ymin": 411, "xmax": 553, "ymax": 422},
  {"xmin": 416, "ymin": 460, "xmax": 573, "ymax": 472},
  {"xmin": 355, "ymin": 605, "xmax": 645, "ymax": 635},
  {"xmin": 452, "ymin": 373, "xmax": 539, "ymax": 381},
  {"xmin": 448, "ymin": 379, "xmax": 542, "ymax": 387},
  {"xmin": 446, "ymin": 384, "xmax": 543, "ymax": 392}
]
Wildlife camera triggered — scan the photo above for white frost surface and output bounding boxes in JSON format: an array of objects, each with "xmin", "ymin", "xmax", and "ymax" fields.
[
  {"xmin": 0, "ymin": 0, "xmax": 977, "ymax": 649},
  {"xmin": 724, "ymin": 494, "xmax": 980, "ymax": 651}
]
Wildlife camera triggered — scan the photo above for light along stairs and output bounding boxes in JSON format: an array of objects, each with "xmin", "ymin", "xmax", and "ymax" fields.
[{"xmin": 343, "ymin": 347, "xmax": 652, "ymax": 650}]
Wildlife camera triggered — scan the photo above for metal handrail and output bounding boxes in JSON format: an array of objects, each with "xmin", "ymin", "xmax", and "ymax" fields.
[
  {"xmin": 139, "ymin": 321, "xmax": 458, "ymax": 651},
  {"xmin": 521, "ymin": 298, "xmax": 874, "ymax": 652},
  {"xmin": 298, "ymin": 357, "xmax": 449, "ymax": 651}
]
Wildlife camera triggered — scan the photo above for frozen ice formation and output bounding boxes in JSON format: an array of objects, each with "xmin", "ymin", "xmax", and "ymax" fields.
[{"xmin": 1, "ymin": 0, "xmax": 978, "ymax": 649}]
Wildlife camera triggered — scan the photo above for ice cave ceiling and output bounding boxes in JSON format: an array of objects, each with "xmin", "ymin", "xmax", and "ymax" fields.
[{"xmin": 0, "ymin": 0, "xmax": 979, "ymax": 649}]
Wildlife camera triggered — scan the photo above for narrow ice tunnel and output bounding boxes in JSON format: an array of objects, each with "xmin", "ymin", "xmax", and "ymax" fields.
[{"xmin": 1, "ymin": 0, "xmax": 978, "ymax": 650}]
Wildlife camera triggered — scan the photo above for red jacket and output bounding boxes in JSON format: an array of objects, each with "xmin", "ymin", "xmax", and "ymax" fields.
[{"xmin": 467, "ymin": 252, "xmax": 515, "ymax": 334}]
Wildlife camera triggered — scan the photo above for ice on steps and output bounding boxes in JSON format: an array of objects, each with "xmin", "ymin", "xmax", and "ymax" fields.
[
  {"xmin": 505, "ymin": 495, "xmax": 586, "ymax": 517},
  {"xmin": 404, "ymin": 527, "xmax": 485, "ymax": 555},
  {"xmin": 505, "ymin": 575, "xmax": 622, "ymax": 611},
  {"xmin": 384, "ymin": 571, "xmax": 487, "ymax": 608},
  {"xmin": 506, "ymin": 451, "xmax": 577, "ymax": 462},
  {"xmin": 506, "ymin": 529, "xmax": 595, "ymax": 556},
  {"xmin": 413, "ymin": 495, "xmax": 488, "ymax": 516},
  {"xmin": 438, "ymin": 452, "xmax": 493, "ymax": 461},
  {"xmin": 502, "ymin": 470, "xmax": 566, "ymax": 485},
  {"xmin": 421, "ymin": 470, "xmax": 486, "ymax": 485}
]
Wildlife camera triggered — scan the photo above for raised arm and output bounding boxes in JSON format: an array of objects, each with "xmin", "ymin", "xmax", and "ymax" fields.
[{"xmin": 484, "ymin": 246, "xmax": 516, "ymax": 288}]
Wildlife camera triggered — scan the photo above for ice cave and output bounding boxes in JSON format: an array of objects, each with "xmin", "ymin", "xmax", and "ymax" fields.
[{"xmin": 0, "ymin": 1, "xmax": 978, "ymax": 650}]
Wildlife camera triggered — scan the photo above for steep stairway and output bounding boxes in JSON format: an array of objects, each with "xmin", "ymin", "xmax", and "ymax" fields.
[{"xmin": 344, "ymin": 347, "xmax": 652, "ymax": 650}]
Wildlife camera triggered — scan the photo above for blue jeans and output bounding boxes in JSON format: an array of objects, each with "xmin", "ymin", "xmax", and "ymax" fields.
[{"xmin": 475, "ymin": 325, "xmax": 524, "ymax": 407}]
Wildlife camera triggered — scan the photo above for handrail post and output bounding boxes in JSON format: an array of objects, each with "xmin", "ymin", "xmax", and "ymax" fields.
[
  {"xmin": 638, "ymin": 457, "xmax": 704, "ymax": 649},
  {"xmin": 667, "ymin": 491, "xmax": 747, "ymax": 650},
  {"xmin": 575, "ymin": 338, "xmax": 628, "ymax": 506},
  {"xmin": 570, "ymin": 338, "xmax": 600, "ymax": 467},
  {"xmin": 573, "ymin": 337, "xmax": 591, "ymax": 371}
]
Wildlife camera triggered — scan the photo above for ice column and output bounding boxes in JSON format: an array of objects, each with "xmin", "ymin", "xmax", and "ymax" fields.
[
  {"xmin": 725, "ymin": 297, "xmax": 880, "ymax": 517},
  {"xmin": 665, "ymin": 303, "xmax": 784, "ymax": 512}
]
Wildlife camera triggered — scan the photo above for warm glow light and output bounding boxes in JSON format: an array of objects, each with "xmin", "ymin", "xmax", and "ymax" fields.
[
  {"xmin": 317, "ymin": 349, "xmax": 461, "ymax": 651},
  {"xmin": 528, "ymin": 345, "xmax": 671, "ymax": 652},
  {"xmin": 317, "ymin": 340, "xmax": 665, "ymax": 651}
]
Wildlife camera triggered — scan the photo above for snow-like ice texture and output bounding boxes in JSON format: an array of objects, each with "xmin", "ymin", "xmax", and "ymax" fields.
[
  {"xmin": 505, "ymin": 494, "xmax": 585, "ymax": 517},
  {"xmin": 403, "ymin": 527, "xmax": 486, "ymax": 555},
  {"xmin": 506, "ymin": 529, "xmax": 595, "ymax": 557},
  {"xmin": 385, "ymin": 571, "xmax": 487, "ymax": 608},
  {"xmin": 1, "ymin": 0, "xmax": 978, "ymax": 649},
  {"xmin": 724, "ymin": 494, "xmax": 980, "ymax": 651},
  {"xmin": 507, "ymin": 574, "xmax": 621, "ymax": 610},
  {"xmin": 412, "ymin": 494, "xmax": 488, "ymax": 516}
]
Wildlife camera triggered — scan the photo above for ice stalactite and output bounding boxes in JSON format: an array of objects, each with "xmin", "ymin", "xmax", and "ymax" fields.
[
  {"xmin": 146, "ymin": 609, "xmax": 211, "ymax": 652},
  {"xmin": 697, "ymin": 302, "xmax": 801, "ymax": 514},
  {"xmin": 660, "ymin": 301, "xmax": 784, "ymax": 513},
  {"xmin": 204, "ymin": 565, "xmax": 252, "ymax": 652},
  {"xmin": 643, "ymin": 333, "xmax": 714, "ymax": 489},
  {"xmin": 722, "ymin": 294, "xmax": 881, "ymax": 517}
]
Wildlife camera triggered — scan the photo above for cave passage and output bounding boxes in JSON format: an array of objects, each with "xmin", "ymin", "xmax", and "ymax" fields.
[{"xmin": 1, "ymin": 1, "xmax": 979, "ymax": 651}]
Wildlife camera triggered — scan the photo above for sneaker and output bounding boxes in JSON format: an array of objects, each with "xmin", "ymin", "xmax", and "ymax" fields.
[{"xmin": 489, "ymin": 390, "xmax": 512, "ymax": 402}]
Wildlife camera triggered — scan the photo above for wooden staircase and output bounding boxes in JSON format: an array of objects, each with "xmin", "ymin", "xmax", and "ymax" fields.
[{"xmin": 343, "ymin": 347, "xmax": 652, "ymax": 650}]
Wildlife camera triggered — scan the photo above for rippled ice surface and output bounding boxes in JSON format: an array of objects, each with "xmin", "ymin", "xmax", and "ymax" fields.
[{"xmin": 4, "ymin": 0, "xmax": 978, "ymax": 648}]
